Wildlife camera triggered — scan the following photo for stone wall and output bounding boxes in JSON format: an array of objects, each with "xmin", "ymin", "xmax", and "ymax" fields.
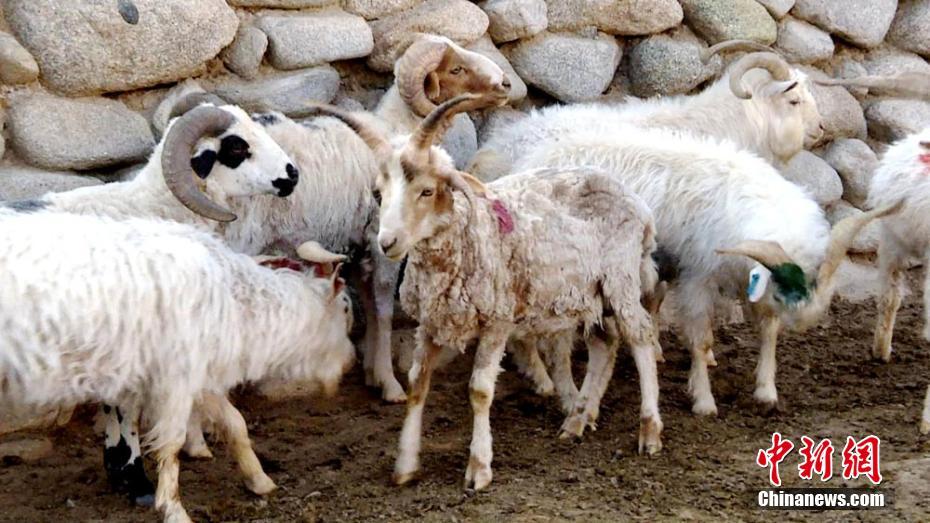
[{"xmin": 0, "ymin": 0, "xmax": 927, "ymax": 256}]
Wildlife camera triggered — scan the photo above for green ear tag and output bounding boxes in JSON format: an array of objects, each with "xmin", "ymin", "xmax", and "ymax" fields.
[{"xmin": 770, "ymin": 263, "xmax": 810, "ymax": 305}]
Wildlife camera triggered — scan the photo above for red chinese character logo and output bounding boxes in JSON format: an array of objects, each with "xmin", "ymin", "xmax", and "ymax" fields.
[
  {"xmin": 841, "ymin": 435, "xmax": 882, "ymax": 485},
  {"xmin": 757, "ymin": 432, "xmax": 794, "ymax": 486},
  {"xmin": 797, "ymin": 436, "xmax": 834, "ymax": 481}
]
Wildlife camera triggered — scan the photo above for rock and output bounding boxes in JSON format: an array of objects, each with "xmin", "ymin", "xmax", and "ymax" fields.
[
  {"xmin": 826, "ymin": 200, "xmax": 882, "ymax": 253},
  {"xmin": 229, "ymin": 0, "xmax": 337, "ymax": 6},
  {"xmin": 0, "ymin": 407, "xmax": 73, "ymax": 436},
  {"xmin": 628, "ymin": 26, "xmax": 721, "ymax": 97},
  {"xmin": 8, "ymin": 93, "xmax": 154, "ymax": 171},
  {"xmin": 679, "ymin": 0, "xmax": 777, "ymax": 44},
  {"xmin": 342, "ymin": 0, "xmax": 422, "ymax": 20},
  {"xmin": 482, "ymin": 0, "xmax": 548, "ymax": 43},
  {"xmin": 800, "ymin": 66, "xmax": 867, "ymax": 141},
  {"xmin": 213, "ymin": 66, "xmax": 340, "ymax": 116},
  {"xmin": 0, "ymin": 32, "xmax": 38, "ymax": 84},
  {"xmin": 757, "ymin": 0, "xmax": 795, "ymax": 19},
  {"xmin": 467, "ymin": 36, "xmax": 528, "ymax": 101},
  {"xmin": 861, "ymin": 45, "xmax": 930, "ymax": 76},
  {"xmin": 503, "ymin": 31, "xmax": 621, "ymax": 102},
  {"xmin": 0, "ymin": 164, "xmax": 102, "ymax": 201},
  {"xmin": 221, "ymin": 25, "xmax": 268, "ymax": 80},
  {"xmin": 368, "ymin": 0, "xmax": 489, "ymax": 72},
  {"xmin": 545, "ymin": 0, "xmax": 682, "ymax": 36},
  {"xmin": 888, "ymin": 0, "xmax": 930, "ymax": 57},
  {"xmin": 865, "ymin": 100, "xmax": 930, "ymax": 143},
  {"xmin": 257, "ymin": 10, "xmax": 373, "ymax": 70},
  {"xmin": 0, "ymin": 438, "xmax": 53, "ymax": 462},
  {"xmin": 774, "ymin": 17, "xmax": 834, "ymax": 63},
  {"xmin": 823, "ymin": 138, "xmax": 878, "ymax": 207},
  {"xmin": 441, "ymin": 114, "xmax": 478, "ymax": 169},
  {"xmin": 792, "ymin": 0, "xmax": 897, "ymax": 48},
  {"xmin": 781, "ymin": 150, "xmax": 843, "ymax": 205},
  {"xmin": 6, "ymin": 0, "xmax": 238, "ymax": 95}
]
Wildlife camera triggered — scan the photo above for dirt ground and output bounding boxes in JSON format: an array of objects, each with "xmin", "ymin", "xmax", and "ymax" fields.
[{"xmin": 3, "ymin": 270, "xmax": 930, "ymax": 522}]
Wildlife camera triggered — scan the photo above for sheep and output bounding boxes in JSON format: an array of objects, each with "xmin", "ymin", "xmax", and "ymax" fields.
[
  {"xmin": 510, "ymin": 127, "xmax": 900, "ymax": 416},
  {"xmin": 0, "ymin": 211, "xmax": 355, "ymax": 523},
  {"xmin": 868, "ymin": 129, "xmax": 930, "ymax": 364},
  {"xmin": 469, "ymin": 40, "xmax": 824, "ymax": 181},
  {"xmin": 308, "ymin": 94, "xmax": 664, "ymax": 490},
  {"xmin": 200, "ymin": 33, "xmax": 510, "ymax": 404}
]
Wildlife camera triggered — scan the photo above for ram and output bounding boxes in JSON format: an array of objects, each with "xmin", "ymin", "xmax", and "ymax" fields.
[
  {"xmin": 470, "ymin": 40, "xmax": 824, "ymax": 181},
  {"xmin": 0, "ymin": 213, "xmax": 354, "ymax": 523},
  {"xmin": 511, "ymin": 128, "xmax": 898, "ymax": 416},
  {"xmin": 869, "ymin": 129, "xmax": 930, "ymax": 366},
  {"xmin": 310, "ymin": 95, "xmax": 664, "ymax": 490}
]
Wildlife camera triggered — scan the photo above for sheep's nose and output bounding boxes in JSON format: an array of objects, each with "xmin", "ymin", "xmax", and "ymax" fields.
[
  {"xmin": 272, "ymin": 177, "xmax": 297, "ymax": 197},
  {"xmin": 380, "ymin": 236, "xmax": 398, "ymax": 254},
  {"xmin": 501, "ymin": 77, "xmax": 512, "ymax": 89},
  {"xmin": 286, "ymin": 163, "xmax": 299, "ymax": 180}
]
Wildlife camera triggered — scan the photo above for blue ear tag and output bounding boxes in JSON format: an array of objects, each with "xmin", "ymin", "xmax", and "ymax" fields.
[{"xmin": 747, "ymin": 264, "xmax": 771, "ymax": 303}]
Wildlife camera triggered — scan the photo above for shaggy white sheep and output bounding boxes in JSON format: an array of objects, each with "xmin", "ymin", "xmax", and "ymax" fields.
[{"xmin": 0, "ymin": 212, "xmax": 355, "ymax": 523}]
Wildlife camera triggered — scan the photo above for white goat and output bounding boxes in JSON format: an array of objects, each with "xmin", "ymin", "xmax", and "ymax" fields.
[
  {"xmin": 869, "ymin": 129, "xmax": 930, "ymax": 364},
  {"xmin": 309, "ymin": 95, "xmax": 664, "ymax": 490},
  {"xmin": 512, "ymin": 128, "xmax": 898, "ymax": 416},
  {"xmin": 0, "ymin": 212, "xmax": 355, "ymax": 523},
  {"xmin": 470, "ymin": 43, "xmax": 824, "ymax": 181},
  {"xmin": 1, "ymin": 102, "xmax": 299, "ymax": 505}
]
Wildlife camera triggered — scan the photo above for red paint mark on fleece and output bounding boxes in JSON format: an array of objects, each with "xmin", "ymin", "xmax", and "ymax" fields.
[
  {"xmin": 491, "ymin": 199, "xmax": 514, "ymax": 234},
  {"xmin": 919, "ymin": 153, "xmax": 930, "ymax": 170}
]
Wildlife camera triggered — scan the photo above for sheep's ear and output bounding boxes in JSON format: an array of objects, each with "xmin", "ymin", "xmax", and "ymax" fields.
[
  {"xmin": 330, "ymin": 263, "xmax": 345, "ymax": 298},
  {"xmin": 425, "ymin": 71, "xmax": 441, "ymax": 100},
  {"xmin": 443, "ymin": 168, "xmax": 488, "ymax": 197},
  {"xmin": 190, "ymin": 149, "xmax": 217, "ymax": 179}
]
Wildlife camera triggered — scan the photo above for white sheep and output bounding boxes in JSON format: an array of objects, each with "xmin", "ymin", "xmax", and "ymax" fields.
[
  {"xmin": 470, "ymin": 43, "xmax": 824, "ymax": 181},
  {"xmin": 511, "ymin": 128, "xmax": 899, "ymax": 416},
  {"xmin": 0, "ymin": 212, "xmax": 355, "ymax": 523},
  {"xmin": 310, "ymin": 95, "xmax": 664, "ymax": 490},
  {"xmin": 868, "ymin": 129, "xmax": 930, "ymax": 364}
]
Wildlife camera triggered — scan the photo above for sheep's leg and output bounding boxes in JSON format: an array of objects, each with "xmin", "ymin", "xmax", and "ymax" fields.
[
  {"xmin": 394, "ymin": 328, "xmax": 444, "ymax": 485},
  {"xmin": 922, "ymin": 262, "xmax": 930, "ymax": 344},
  {"xmin": 873, "ymin": 240, "xmax": 904, "ymax": 362},
  {"xmin": 752, "ymin": 308, "xmax": 782, "ymax": 410},
  {"xmin": 682, "ymin": 291, "xmax": 717, "ymax": 416},
  {"xmin": 371, "ymin": 257, "xmax": 406, "ymax": 403},
  {"xmin": 509, "ymin": 336, "xmax": 555, "ymax": 396},
  {"xmin": 149, "ymin": 395, "xmax": 194, "ymax": 523},
  {"xmin": 540, "ymin": 332, "xmax": 578, "ymax": 415},
  {"xmin": 615, "ymin": 298, "xmax": 664, "ymax": 455},
  {"xmin": 102, "ymin": 403, "xmax": 155, "ymax": 507},
  {"xmin": 921, "ymin": 385, "xmax": 930, "ymax": 435},
  {"xmin": 181, "ymin": 409, "xmax": 213, "ymax": 460},
  {"xmin": 644, "ymin": 281, "xmax": 668, "ymax": 362},
  {"xmin": 357, "ymin": 273, "xmax": 380, "ymax": 388},
  {"xmin": 199, "ymin": 393, "xmax": 276, "ymax": 495},
  {"xmin": 464, "ymin": 327, "xmax": 509, "ymax": 491},
  {"xmin": 559, "ymin": 330, "xmax": 613, "ymax": 439}
]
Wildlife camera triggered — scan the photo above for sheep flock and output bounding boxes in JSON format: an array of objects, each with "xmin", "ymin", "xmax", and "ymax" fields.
[{"xmin": 2, "ymin": 33, "xmax": 930, "ymax": 522}]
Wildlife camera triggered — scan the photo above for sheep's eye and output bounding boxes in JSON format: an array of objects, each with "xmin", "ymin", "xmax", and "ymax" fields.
[
  {"xmin": 419, "ymin": 188, "xmax": 434, "ymax": 198},
  {"xmin": 372, "ymin": 189, "xmax": 382, "ymax": 205},
  {"xmin": 789, "ymin": 100, "xmax": 800, "ymax": 106},
  {"xmin": 450, "ymin": 66, "xmax": 464, "ymax": 75}
]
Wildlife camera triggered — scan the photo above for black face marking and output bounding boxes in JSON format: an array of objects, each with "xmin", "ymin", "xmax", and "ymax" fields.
[
  {"xmin": 217, "ymin": 134, "xmax": 252, "ymax": 169},
  {"xmin": 117, "ymin": 0, "xmax": 139, "ymax": 24},
  {"xmin": 252, "ymin": 113, "xmax": 280, "ymax": 126},
  {"xmin": 191, "ymin": 149, "xmax": 217, "ymax": 179},
  {"xmin": 273, "ymin": 177, "xmax": 296, "ymax": 197},
  {"xmin": 2, "ymin": 199, "xmax": 49, "ymax": 213}
]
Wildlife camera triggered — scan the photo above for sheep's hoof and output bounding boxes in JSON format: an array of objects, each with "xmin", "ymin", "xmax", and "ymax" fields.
[
  {"xmin": 558, "ymin": 414, "xmax": 586, "ymax": 439},
  {"xmin": 533, "ymin": 380, "xmax": 556, "ymax": 397},
  {"xmin": 871, "ymin": 345, "xmax": 892, "ymax": 363},
  {"xmin": 691, "ymin": 398, "xmax": 718, "ymax": 416},
  {"xmin": 464, "ymin": 457, "xmax": 492, "ymax": 491},
  {"xmin": 380, "ymin": 379, "xmax": 408, "ymax": 404},
  {"xmin": 638, "ymin": 418, "xmax": 663, "ymax": 456},
  {"xmin": 245, "ymin": 474, "xmax": 277, "ymax": 496},
  {"xmin": 705, "ymin": 351, "xmax": 718, "ymax": 368},
  {"xmin": 921, "ymin": 420, "xmax": 930, "ymax": 435},
  {"xmin": 133, "ymin": 493, "xmax": 155, "ymax": 508},
  {"xmin": 182, "ymin": 443, "xmax": 214, "ymax": 461},
  {"xmin": 753, "ymin": 398, "xmax": 783, "ymax": 416},
  {"xmin": 393, "ymin": 469, "xmax": 419, "ymax": 486}
]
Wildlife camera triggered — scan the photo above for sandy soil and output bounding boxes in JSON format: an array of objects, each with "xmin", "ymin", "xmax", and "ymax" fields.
[{"xmin": 2, "ymin": 273, "xmax": 930, "ymax": 522}]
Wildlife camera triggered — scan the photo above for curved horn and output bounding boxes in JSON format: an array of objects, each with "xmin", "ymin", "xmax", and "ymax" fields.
[
  {"xmin": 727, "ymin": 52, "xmax": 793, "ymax": 99},
  {"xmin": 161, "ymin": 106, "xmax": 239, "ymax": 222},
  {"xmin": 816, "ymin": 200, "xmax": 905, "ymax": 288},
  {"xmin": 395, "ymin": 35, "xmax": 449, "ymax": 118},
  {"xmin": 716, "ymin": 240, "xmax": 795, "ymax": 270},
  {"xmin": 168, "ymin": 92, "xmax": 228, "ymax": 120},
  {"xmin": 410, "ymin": 93, "xmax": 482, "ymax": 161},
  {"xmin": 302, "ymin": 103, "xmax": 393, "ymax": 159},
  {"xmin": 297, "ymin": 241, "xmax": 348, "ymax": 264},
  {"xmin": 814, "ymin": 73, "xmax": 930, "ymax": 101},
  {"xmin": 701, "ymin": 39, "xmax": 774, "ymax": 63}
]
